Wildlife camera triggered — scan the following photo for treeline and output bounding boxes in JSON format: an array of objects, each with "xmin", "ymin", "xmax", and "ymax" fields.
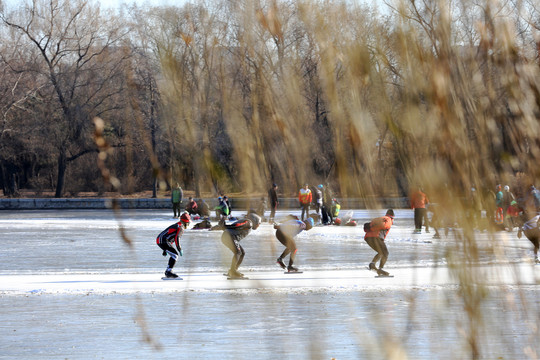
[{"xmin": 1, "ymin": 0, "xmax": 539, "ymax": 201}]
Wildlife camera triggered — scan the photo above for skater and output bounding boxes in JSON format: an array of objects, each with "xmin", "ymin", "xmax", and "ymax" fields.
[
  {"xmin": 221, "ymin": 213, "xmax": 262, "ymax": 278},
  {"xmin": 268, "ymin": 183, "xmax": 279, "ymax": 223},
  {"xmin": 298, "ymin": 183, "xmax": 312, "ymax": 221},
  {"xmin": 410, "ymin": 188, "xmax": 429, "ymax": 233},
  {"xmin": 156, "ymin": 215, "xmax": 190, "ymax": 278},
  {"xmin": 171, "ymin": 183, "xmax": 183, "ymax": 218},
  {"xmin": 364, "ymin": 209, "xmax": 395, "ymax": 276},
  {"xmin": 275, "ymin": 217, "xmax": 314, "ymax": 272}
]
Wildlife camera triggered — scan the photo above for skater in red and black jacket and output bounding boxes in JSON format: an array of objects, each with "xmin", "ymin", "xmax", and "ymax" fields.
[
  {"xmin": 275, "ymin": 217, "xmax": 314, "ymax": 273},
  {"xmin": 222, "ymin": 213, "xmax": 261, "ymax": 278},
  {"xmin": 364, "ymin": 209, "xmax": 394, "ymax": 276},
  {"xmin": 156, "ymin": 213, "xmax": 190, "ymax": 279}
]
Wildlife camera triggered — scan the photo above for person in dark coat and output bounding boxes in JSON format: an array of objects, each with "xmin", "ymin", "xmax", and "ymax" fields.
[{"xmin": 268, "ymin": 183, "xmax": 279, "ymax": 223}]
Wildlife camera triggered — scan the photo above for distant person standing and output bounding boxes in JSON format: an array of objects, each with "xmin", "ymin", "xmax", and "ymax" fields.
[
  {"xmin": 495, "ymin": 184, "xmax": 504, "ymax": 226},
  {"xmin": 364, "ymin": 209, "xmax": 395, "ymax": 276},
  {"xmin": 298, "ymin": 183, "xmax": 312, "ymax": 221},
  {"xmin": 268, "ymin": 183, "xmax": 279, "ymax": 223},
  {"xmin": 503, "ymin": 185, "xmax": 515, "ymax": 229},
  {"xmin": 312, "ymin": 185, "xmax": 323, "ymax": 218},
  {"xmin": 320, "ymin": 184, "xmax": 333, "ymax": 225},
  {"xmin": 156, "ymin": 216, "xmax": 190, "ymax": 278},
  {"xmin": 410, "ymin": 188, "xmax": 429, "ymax": 233},
  {"xmin": 171, "ymin": 184, "xmax": 183, "ymax": 218}
]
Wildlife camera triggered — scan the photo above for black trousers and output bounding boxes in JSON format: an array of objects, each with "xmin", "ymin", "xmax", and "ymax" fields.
[{"xmin": 414, "ymin": 208, "xmax": 429, "ymax": 231}]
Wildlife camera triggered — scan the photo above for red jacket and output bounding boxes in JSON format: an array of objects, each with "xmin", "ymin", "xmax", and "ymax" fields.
[{"xmin": 364, "ymin": 215, "xmax": 394, "ymax": 240}]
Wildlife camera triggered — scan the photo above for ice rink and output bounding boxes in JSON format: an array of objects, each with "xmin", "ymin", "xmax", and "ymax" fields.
[{"xmin": 1, "ymin": 208, "xmax": 539, "ymax": 359}]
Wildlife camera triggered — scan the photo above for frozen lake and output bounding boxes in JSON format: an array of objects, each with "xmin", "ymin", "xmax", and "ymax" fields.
[{"xmin": 0, "ymin": 208, "xmax": 539, "ymax": 359}]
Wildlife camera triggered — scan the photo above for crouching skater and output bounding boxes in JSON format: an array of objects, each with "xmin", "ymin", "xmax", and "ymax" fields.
[
  {"xmin": 222, "ymin": 213, "xmax": 261, "ymax": 279},
  {"xmin": 275, "ymin": 217, "xmax": 314, "ymax": 273},
  {"xmin": 364, "ymin": 209, "xmax": 395, "ymax": 276},
  {"xmin": 156, "ymin": 212, "xmax": 190, "ymax": 278}
]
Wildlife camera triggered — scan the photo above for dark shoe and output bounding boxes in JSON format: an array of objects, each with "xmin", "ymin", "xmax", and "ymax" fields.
[
  {"xmin": 368, "ymin": 262, "xmax": 377, "ymax": 271},
  {"xmin": 164, "ymin": 270, "xmax": 178, "ymax": 278},
  {"xmin": 277, "ymin": 258, "xmax": 286, "ymax": 269},
  {"xmin": 287, "ymin": 265, "xmax": 299, "ymax": 272}
]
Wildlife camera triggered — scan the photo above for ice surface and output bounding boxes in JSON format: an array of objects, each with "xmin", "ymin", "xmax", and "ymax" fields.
[{"xmin": 0, "ymin": 209, "xmax": 539, "ymax": 359}]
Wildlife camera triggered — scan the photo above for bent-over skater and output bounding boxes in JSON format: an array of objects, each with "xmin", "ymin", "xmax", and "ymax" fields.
[
  {"xmin": 275, "ymin": 217, "xmax": 314, "ymax": 272},
  {"xmin": 364, "ymin": 209, "xmax": 395, "ymax": 276},
  {"xmin": 222, "ymin": 213, "xmax": 261, "ymax": 278}
]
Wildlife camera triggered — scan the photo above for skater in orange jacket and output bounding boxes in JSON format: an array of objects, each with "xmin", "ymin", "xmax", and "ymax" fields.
[{"xmin": 364, "ymin": 209, "xmax": 395, "ymax": 276}]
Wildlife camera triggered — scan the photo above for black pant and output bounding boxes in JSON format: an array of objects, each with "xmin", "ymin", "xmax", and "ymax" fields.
[
  {"xmin": 172, "ymin": 202, "xmax": 181, "ymax": 217},
  {"xmin": 365, "ymin": 237, "xmax": 389, "ymax": 269},
  {"xmin": 276, "ymin": 229, "xmax": 297, "ymax": 267},
  {"xmin": 414, "ymin": 208, "xmax": 429, "ymax": 231},
  {"xmin": 157, "ymin": 242, "xmax": 179, "ymax": 269}
]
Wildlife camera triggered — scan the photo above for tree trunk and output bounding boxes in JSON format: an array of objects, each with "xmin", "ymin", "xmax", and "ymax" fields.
[{"xmin": 55, "ymin": 151, "xmax": 67, "ymax": 198}]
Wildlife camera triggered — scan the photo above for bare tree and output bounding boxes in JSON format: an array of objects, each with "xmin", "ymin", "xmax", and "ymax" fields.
[{"xmin": 1, "ymin": 0, "xmax": 129, "ymax": 197}]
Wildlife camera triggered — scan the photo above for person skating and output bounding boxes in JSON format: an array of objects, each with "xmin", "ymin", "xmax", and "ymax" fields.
[
  {"xmin": 156, "ymin": 214, "xmax": 190, "ymax": 278},
  {"xmin": 364, "ymin": 209, "xmax": 395, "ymax": 276},
  {"xmin": 275, "ymin": 217, "xmax": 314, "ymax": 273},
  {"xmin": 298, "ymin": 183, "xmax": 312, "ymax": 221},
  {"xmin": 221, "ymin": 213, "xmax": 261, "ymax": 278}
]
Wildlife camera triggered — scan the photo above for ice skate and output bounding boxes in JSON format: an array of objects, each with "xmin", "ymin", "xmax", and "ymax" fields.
[
  {"xmin": 375, "ymin": 268, "xmax": 393, "ymax": 278},
  {"xmin": 164, "ymin": 270, "xmax": 178, "ymax": 278},
  {"xmin": 161, "ymin": 270, "xmax": 182, "ymax": 280},
  {"xmin": 276, "ymin": 257, "xmax": 286, "ymax": 269},
  {"xmin": 286, "ymin": 265, "xmax": 301, "ymax": 273},
  {"xmin": 227, "ymin": 269, "xmax": 248, "ymax": 280},
  {"xmin": 368, "ymin": 262, "xmax": 377, "ymax": 271}
]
